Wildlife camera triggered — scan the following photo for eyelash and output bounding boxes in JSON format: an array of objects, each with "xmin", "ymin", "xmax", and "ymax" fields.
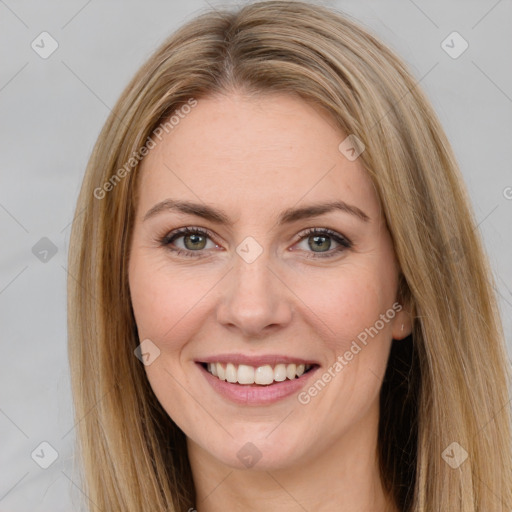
[{"xmin": 159, "ymin": 226, "xmax": 352, "ymax": 259}]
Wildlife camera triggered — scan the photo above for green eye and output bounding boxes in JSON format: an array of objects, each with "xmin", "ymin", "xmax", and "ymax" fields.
[
  {"xmin": 309, "ymin": 234, "xmax": 332, "ymax": 252},
  {"xmin": 294, "ymin": 228, "xmax": 352, "ymax": 259},
  {"xmin": 161, "ymin": 226, "xmax": 352, "ymax": 259},
  {"xmin": 182, "ymin": 232, "xmax": 208, "ymax": 251},
  {"xmin": 161, "ymin": 227, "xmax": 217, "ymax": 258}
]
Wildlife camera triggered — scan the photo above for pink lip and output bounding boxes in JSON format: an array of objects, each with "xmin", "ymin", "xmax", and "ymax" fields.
[
  {"xmin": 197, "ymin": 353, "xmax": 318, "ymax": 366},
  {"xmin": 197, "ymin": 362, "xmax": 320, "ymax": 406}
]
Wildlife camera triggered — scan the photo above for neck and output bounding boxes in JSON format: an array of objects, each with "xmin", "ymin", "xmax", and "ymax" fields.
[{"xmin": 187, "ymin": 401, "xmax": 399, "ymax": 512}]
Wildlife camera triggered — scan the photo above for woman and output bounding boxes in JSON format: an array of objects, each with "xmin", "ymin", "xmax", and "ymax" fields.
[{"xmin": 67, "ymin": 1, "xmax": 512, "ymax": 510}]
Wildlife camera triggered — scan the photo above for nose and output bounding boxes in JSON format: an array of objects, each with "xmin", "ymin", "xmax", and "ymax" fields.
[{"xmin": 216, "ymin": 249, "xmax": 293, "ymax": 339}]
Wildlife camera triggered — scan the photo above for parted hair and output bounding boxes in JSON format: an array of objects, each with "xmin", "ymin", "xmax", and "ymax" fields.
[{"xmin": 67, "ymin": 1, "xmax": 512, "ymax": 510}]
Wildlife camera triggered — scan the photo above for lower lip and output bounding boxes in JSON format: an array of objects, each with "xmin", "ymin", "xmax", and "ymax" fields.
[{"xmin": 197, "ymin": 363, "xmax": 319, "ymax": 405}]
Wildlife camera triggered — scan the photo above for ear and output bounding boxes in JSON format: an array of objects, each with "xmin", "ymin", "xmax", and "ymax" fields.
[
  {"xmin": 391, "ymin": 273, "xmax": 413, "ymax": 340},
  {"xmin": 391, "ymin": 304, "xmax": 412, "ymax": 340}
]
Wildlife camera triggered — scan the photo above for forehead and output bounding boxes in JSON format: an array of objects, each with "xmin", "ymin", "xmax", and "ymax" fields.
[{"xmin": 136, "ymin": 92, "xmax": 380, "ymax": 221}]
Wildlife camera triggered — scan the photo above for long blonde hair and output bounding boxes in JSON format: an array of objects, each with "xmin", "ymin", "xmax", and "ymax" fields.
[{"xmin": 67, "ymin": 1, "xmax": 512, "ymax": 510}]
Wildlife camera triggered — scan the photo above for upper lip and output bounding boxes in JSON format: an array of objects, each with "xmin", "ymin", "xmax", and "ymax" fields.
[{"xmin": 197, "ymin": 353, "xmax": 319, "ymax": 367}]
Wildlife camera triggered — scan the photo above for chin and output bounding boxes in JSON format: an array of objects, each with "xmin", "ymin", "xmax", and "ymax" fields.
[{"xmin": 202, "ymin": 432, "xmax": 309, "ymax": 472}]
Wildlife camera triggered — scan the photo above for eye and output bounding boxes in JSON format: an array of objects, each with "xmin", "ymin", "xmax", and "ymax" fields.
[
  {"xmin": 293, "ymin": 228, "xmax": 352, "ymax": 259},
  {"xmin": 159, "ymin": 226, "xmax": 352, "ymax": 259},
  {"xmin": 160, "ymin": 227, "xmax": 221, "ymax": 258}
]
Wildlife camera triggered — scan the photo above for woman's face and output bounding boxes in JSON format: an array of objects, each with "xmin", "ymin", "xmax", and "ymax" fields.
[{"xmin": 128, "ymin": 92, "xmax": 410, "ymax": 471}]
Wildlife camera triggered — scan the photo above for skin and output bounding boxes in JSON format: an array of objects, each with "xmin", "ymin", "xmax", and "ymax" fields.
[{"xmin": 128, "ymin": 92, "xmax": 412, "ymax": 512}]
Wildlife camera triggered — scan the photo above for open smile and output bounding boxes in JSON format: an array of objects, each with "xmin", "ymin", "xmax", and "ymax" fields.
[
  {"xmin": 202, "ymin": 361, "xmax": 314, "ymax": 385},
  {"xmin": 196, "ymin": 356, "xmax": 320, "ymax": 405}
]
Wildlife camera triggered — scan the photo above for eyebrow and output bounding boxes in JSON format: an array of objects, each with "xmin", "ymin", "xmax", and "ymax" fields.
[{"xmin": 143, "ymin": 199, "xmax": 370, "ymax": 224}]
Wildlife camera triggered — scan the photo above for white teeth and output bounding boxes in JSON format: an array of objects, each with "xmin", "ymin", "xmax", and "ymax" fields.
[
  {"xmin": 255, "ymin": 365, "xmax": 274, "ymax": 385},
  {"xmin": 237, "ymin": 364, "xmax": 255, "ymax": 384},
  {"xmin": 274, "ymin": 364, "xmax": 287, "ymax": 382},
  {"xmin": 209, "ymin": 363, "xmax": 218, "ymax": 377},
  {"xmin": 286, "ymin": 364, "xmax": 297, "ymax": 380},
  {"xmin": 206, "ymin": 362, "xmax": 312, "ymax": 385},
  {"xmin": 226, "ymin": 363, "xmax": 237, "ymax": 383}
]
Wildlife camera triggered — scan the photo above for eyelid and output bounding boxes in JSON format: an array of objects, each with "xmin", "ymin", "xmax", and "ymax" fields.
[
  {"xmin": 291, "ymin": 227, "xmax": 352, "ymax": 259},
  {"xmin": 161, "ymin": 226, "xmax": 219, "ymax": 246},
  {"xmin": 159, "ymin": 225, "xmax": 352, "ymax": 259},
  {"xmin": 293, "ymin": 226, "xmax": 351, "ymax": 245}
]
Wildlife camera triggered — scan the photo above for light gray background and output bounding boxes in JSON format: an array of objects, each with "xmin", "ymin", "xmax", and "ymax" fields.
[{"xmin": 1, "ymin": 0, "xmax": 511, "ymax": 510}]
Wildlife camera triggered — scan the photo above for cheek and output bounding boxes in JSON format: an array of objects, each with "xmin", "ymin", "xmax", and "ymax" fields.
[
  {"xmin": 128, "ymin": 257, "xmax": 211, "ymax": 426},
  {"xmin": 129, "ymin": 256, "xmax": 213, "ymax": 347},
  {"xmin": 303, "ymin": 265, "xmax": 397, "ymax": 409},
  {"xmin": 292, "ymin": 263, "xmax": 397, "ymax": 411},
  {"xmin": 293, "ymin": 263, "xmax": 397, "ymax": 352}
]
